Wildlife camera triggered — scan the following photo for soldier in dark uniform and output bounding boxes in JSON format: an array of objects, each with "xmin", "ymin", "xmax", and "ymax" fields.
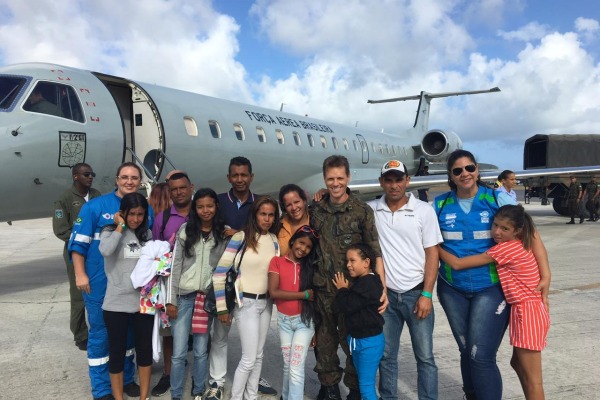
[
  {"xmin": 310, "ymin": 155, "xmax": 387, "ymax": 400},
  {"xmin": 566, "ymin": 175, "xmax": 584, "ymax": 224},
  {"xmin": 583, "ymin": 176, "xmax": 599, "ymax": 221},
  {"xmin": 53, "ymin": 163, "xmax": 101, "ymax": 350}
]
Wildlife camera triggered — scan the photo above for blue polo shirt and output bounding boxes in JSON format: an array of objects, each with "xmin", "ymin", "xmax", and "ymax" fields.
[{"xmin": 217, "ymin": 189, "xmax": 258, "ymax": 230}]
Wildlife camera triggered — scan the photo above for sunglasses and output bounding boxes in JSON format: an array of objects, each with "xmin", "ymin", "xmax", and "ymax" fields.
[
  {"xmin": 298, "ymin": 225, "xmax": 319, "ymax": 239},
  {"xmin": 81, "ymin": 172, "xmax": 96, "ymax": 178},
  {"xmin": 451, "ymin": 164, "xmax": 477, "ymax": 176}
]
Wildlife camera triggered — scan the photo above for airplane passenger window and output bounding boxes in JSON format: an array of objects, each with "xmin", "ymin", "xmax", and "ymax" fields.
[
  {"xmin": 371, "ymin": 142, "xmax": 376, "ymax": 152},
  {"xmin": 307, "ymin": 133, "xmax": 315, "ymax": 147},
  {"xmin": 257, "ymin": 127, "xmax": 267, "ymax": 143},
  {"xmin": 342, "ymin": 138, "xmax": 349, "ymax": 150},
  {"xmin": 320, "ymin": 135, "xmax": 327, "ymax": 149},
  {"xmin": 378, "ymin": 144, "xmax": 383, "ymax": 154},
  {"xmin": 184, "ymin": 117, "xmax": 198, "ymax": 137},
  {"xmin": 275, "ymin": 129, "xmax": 285, "ymax": 144},
  {"xmin": 0, "ymin": 76, "xmax": 28, "ymax": 110},
  {"xmin": 208, "ymin": 120, "xmax": 221, "ymax": 138},
  {"xmin": 293, "ymin": 131, "xmax": 301, "ymax": 146},
  {"xmin": 332, "ymin": 137, "xmax": 339, "ymax": 149},
  {"xmin": 23, "ymin": 81, "xmax": 84, "ymax": 122},
  {"xmin": 385, "ymin": 144, "xmax": 390, "ymax": 155},
  {"xmin": 234, "ymin": 123, "xmax": 245, "ymax": 140},
  {"xmin": 353, "ymin": 140, "xmax": 358, "ymax": 151}
]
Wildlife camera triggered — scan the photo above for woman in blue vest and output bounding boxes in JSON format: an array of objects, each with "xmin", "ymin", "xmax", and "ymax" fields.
[{"xmin": 434, "ymin": 150, "xmax": 550, "ymax": 400}]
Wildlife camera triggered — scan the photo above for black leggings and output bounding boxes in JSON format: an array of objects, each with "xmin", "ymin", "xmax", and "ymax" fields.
[{"xmin": 103, "ymin": 310, "xmax": 154, "ymax": 374}]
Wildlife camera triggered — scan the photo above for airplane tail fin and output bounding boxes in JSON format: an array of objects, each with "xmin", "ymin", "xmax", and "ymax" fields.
[{"xmin": 368, "ymin": 87, "xmax": 500, "ymax": 133}]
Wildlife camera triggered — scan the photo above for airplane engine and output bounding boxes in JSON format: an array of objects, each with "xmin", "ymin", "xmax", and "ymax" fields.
[{"xmin": 420, "ymin": 130, "xmax": 463, "ymax": 162}]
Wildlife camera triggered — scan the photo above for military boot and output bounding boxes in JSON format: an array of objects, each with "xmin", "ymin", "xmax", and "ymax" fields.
[{"xmin": 316, "ymin": 384, "xmax": 342, "ymax": 400}]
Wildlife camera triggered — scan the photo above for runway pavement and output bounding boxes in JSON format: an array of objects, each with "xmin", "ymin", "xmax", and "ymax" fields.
[{"xmin": 0, "ymin": 199, "xmax": 598, "ymax": 399}]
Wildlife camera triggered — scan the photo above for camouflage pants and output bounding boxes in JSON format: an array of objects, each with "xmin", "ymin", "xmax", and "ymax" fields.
[
  {"xmin": 568, "ymin": 199, "xmax": 581, "ymax": 219},
  {"xmin": 314, "ymin": 290, "xmax": 358, "ymax": 389}
]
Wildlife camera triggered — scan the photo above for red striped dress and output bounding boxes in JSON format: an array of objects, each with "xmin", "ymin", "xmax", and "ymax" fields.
[{"xmin": 487, "ymin": 240, "xmax": 550, "ymax": 351}]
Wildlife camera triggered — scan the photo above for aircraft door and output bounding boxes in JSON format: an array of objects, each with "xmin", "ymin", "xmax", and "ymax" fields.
[{"xmin": 356, "ymin": 134, "xmax": 369, "ymax": 164}]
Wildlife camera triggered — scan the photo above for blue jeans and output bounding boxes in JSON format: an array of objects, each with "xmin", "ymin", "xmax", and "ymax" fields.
[
  {"xmin": 277, "ymin": 312, "xmax": 315, "ymax": 400},
  {"xmin": 379, "ymin": 288, "xmax": 438, "ymax": 400},
  {"xmin": 348, "ymin": 333, "xmax": 384, "ymax": 400},
  {"xmin": 437, "ymin": 277, "xmax": 509, "ymax": 400},
  {"xmin": 170, "ymin": 292, "xmax": 211, "ymax": 398}
]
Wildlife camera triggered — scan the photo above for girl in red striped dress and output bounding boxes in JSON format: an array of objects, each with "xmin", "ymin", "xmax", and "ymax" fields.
[{"xmin": 439, "ymin": 204, "xmax": 550, "ymax": 400}]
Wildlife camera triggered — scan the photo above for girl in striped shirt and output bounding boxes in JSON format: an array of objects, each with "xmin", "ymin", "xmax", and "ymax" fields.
[{"xmin": 439, "ymin": 204, "xmax": 550, "ymax": 400}]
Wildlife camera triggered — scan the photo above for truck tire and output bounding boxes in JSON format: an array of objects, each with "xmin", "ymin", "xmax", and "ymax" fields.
[{"xmin": 552, "ymin": 197, "xmax": 568, "ymax": 216}]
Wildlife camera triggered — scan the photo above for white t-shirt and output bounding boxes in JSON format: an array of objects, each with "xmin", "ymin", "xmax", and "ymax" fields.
[{"xmin": 368, "ymin": 193, "xmax": 443, "ymax": 293}]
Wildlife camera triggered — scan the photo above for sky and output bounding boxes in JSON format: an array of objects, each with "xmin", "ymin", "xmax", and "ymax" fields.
[{"xmin": 1, "ymin": 0, "xmax": 599, "ymax": 170}]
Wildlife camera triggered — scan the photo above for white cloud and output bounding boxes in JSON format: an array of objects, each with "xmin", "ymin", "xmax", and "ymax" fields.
[
  {"xmin": 574, "ymin": 17, "xmax": 599, "ymax": 42},
  {"xmin": 497, "ymin": 21, "xmax": 550, "ymax": 42},
  {"xmin": 0, "ymin": 0, "xmax": 599, "ymax": 171},
  {"xmin": 0, "ymin": 0, "xmax": 253, "ymax": 100}
]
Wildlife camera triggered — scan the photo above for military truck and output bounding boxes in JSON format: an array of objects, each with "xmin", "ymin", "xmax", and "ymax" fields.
[{"xmin": 523, "ymin": 134, "xmax": 600, "ymax": 215}]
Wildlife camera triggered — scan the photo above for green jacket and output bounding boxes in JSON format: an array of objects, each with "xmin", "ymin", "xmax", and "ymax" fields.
[
  {"xmin": 53, "ymin": 184, "xmax": 102, "ymax": 242},
  {"xmin": 310, "ymin": 193, "xmax": 381, "ymax": 292}
]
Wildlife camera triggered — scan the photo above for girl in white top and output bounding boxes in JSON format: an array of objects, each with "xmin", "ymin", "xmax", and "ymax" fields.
[{"xmin": 213, "ymin": 196, "xmax": 280, "ymax": 400}]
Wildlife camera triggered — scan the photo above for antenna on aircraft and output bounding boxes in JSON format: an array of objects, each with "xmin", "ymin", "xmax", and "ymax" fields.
[
  {"xmin": 280, "ymin": 103, "xmax": 286, "ymax": 111},
  {"xmin": 367, "ymin": 87, "xmax": 500, "ymax": 104}
]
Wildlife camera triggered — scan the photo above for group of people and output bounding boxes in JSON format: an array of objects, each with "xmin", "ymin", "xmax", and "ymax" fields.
[{"xmin": 53, "ymin": 151, "xmax": 553, "ymax": 400}]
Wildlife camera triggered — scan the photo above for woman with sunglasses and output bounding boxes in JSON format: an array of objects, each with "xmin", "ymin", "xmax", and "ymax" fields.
[
  {"xmin": 277, "ymin": 184, "xmax": 311, "ymax": 256},
  {"xmin": 434, "ymin": 150, "xmax": 550, "ymax": 400}
]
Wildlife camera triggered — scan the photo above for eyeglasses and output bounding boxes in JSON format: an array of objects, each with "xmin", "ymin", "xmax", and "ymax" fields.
[
  {"xmin": 451, "ymin": 164, "xmax": 477, "ymax": 176},
  {"xmin": 297, "ymin": 225, "xmax": 319, "ymax": 239},
  {"xmin": 117, "ymin": 175, "xmax": 141, "ymax": 182},
  {"xmin": 81, "ymin": 172, "xmax": 96, "ymax": 178}
]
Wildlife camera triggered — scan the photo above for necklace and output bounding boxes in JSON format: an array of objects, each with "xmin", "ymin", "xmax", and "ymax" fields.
[{"xmin": 201, "ymin": 230, "xmax": 211, "ymax": 242}]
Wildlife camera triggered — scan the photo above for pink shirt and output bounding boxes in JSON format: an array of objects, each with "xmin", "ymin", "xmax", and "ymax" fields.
[
  {"xmin": 268, "ymin": 256, "xmax": 302, "ymax": 316},
  {"xmin": 486, "ymin": 240, "xmax": 541, "ymax": 304}
]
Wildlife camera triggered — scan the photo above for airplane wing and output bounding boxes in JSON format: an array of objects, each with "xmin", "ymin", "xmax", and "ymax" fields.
[{"xmin": 349, "ymin": 165, "xmax": 600, "ymax": 194}]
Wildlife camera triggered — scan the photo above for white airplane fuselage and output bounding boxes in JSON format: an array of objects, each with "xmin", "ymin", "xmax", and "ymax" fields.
[{"xmin": 0, "ymin": 62, "xmax": 464, "ymax": 222}]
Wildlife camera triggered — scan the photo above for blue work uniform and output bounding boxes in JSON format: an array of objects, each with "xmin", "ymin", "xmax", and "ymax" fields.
[
  {"xmin": 434, "ymin": 186, "xmax": 500, "ymax": 291},
  {"xmin": 68, "ymin": 191, "xmax": 154, "ymax": 398}
]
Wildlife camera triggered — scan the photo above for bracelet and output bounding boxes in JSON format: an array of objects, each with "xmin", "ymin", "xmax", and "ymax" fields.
[
  {"xmin": 304, "ymin": 290, "xmax": 309, "ymax": 300},
  {"xmin": 119, "ymin": 223, "xmax": 126, "ymax": 230},
  {"xmin": 421, "ymin": 290, "xmax": 433, "ymax": 299}
]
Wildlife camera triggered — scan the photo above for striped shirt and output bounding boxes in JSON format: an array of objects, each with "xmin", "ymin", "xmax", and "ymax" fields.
[{"xmin": 486, "ymin": 240, "xmax": 541, "ymax": 304}]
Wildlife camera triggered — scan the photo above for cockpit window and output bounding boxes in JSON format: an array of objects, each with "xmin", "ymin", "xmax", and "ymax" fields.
[
  {"xmin": 23, "ymin": 81, "xmax": 85, "ymax": 123},
  {"xmin": 0, "ymin": 76, "xmax": 28, "ymax": 111}
]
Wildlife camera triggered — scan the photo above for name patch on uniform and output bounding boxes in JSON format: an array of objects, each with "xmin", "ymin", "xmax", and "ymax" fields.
[
  {"xmin": 480, "ymin": 211, "xmax": 490, "ymax": 224},
  {"xmin": 55, "ymin": 209, "xmax": 63, "ymax": 219}
]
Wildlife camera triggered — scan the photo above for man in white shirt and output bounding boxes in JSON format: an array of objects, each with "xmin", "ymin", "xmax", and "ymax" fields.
[{"xmin": 368, "ymin": 160, "xmax": 443, "ymax": 400}]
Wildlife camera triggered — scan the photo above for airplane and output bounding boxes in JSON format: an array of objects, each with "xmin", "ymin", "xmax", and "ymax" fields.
[{"xmin": 1, "ymin": 62, "xmax": 599, "ymax": 222}]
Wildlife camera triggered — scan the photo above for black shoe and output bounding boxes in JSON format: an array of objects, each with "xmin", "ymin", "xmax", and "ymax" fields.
[
  {"xmin": 123, "ymin": 382, "xmax": 140, "ymax": 397},
  {"xmin": 566, "ymin": 220, "xmax": 575, "ymax": 224},
  {"xmin": 258, "ymin": 377, "xmax": 278, "ymax": 396},
  {"xmin": 151, "ymin": 374, "xmax": 170, "ymax": 397},
  {"xmin": 76, "ymin": 339, "xmax": 88, "ymax": 351},
  {"xmin": 93, "ymin": 395, "xmax": 115, "ymax": 400},
  {"xmin": 346, "ymin": 388, "xmax": 361, "ymax": 400},
  {"xmin": 316, "ymin": 384, "xmax": 342, "ymax": 400},
  {"xmin": 587, "ymin": 218, "xmax": 595, "ymax": 221},
  {"xmin": 580, "ymin": 217, "xmax": 585, "ymax": 223}
]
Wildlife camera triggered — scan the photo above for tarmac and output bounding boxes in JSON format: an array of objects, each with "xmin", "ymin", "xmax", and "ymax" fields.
[{"xmin": 1, "ymin": 198, "xmax": 598, "ymax": 399}]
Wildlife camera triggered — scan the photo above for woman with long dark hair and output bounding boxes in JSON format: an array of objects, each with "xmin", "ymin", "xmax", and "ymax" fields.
[
  {"xmin": 268, "ymin": 225, "xmax": 319, "ymax": 400},
  {"xmin": 165, "ymin": 188, "xmax": 229, "ymax": 400},
  {"xmin": 213, "ymin": 195, "xmax": 280, "ymax": 400},
  {"xmin": 99, "ymin": 192, "xmax": 152, "ymax": 400},
  {"xmin": 277, "ymin": 184, "xmax": 310, "ymax": 256}
]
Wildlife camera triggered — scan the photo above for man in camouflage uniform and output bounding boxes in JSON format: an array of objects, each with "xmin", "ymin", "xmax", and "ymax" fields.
[
  {"xmin": 53, "ymin": 163, "xmax": 101, "ymax": 350},
  {"xmin": 566, "ymin": 175, "xmax": 583, "ymax": 224},
  {"xmin": 583, "ymin": 176, "xmax": 599, "ymax": 221},
  {"xmin": 310, "ymin": 155, "xmax": 387, "ymax": 400}
]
